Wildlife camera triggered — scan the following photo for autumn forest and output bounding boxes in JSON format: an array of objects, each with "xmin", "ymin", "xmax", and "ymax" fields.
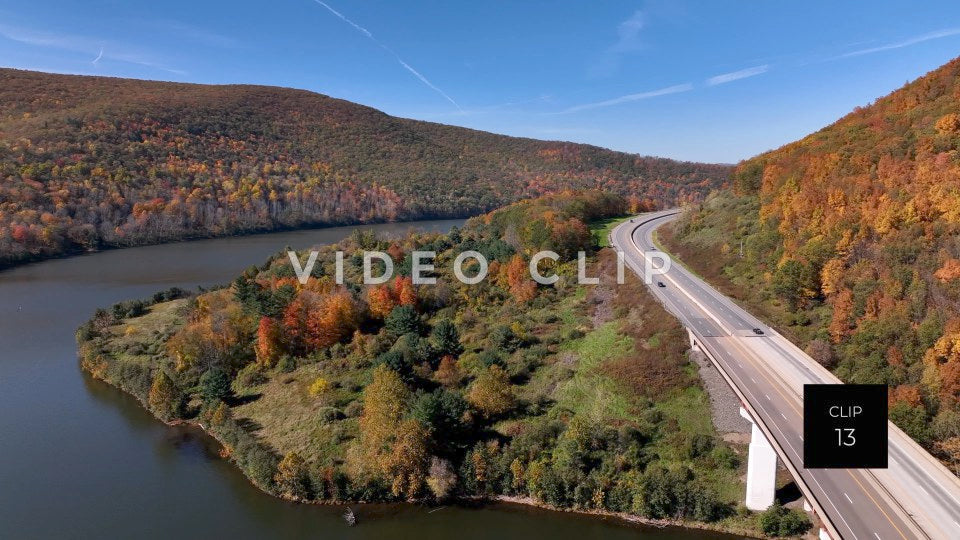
[
  {"xmin": 0, "ymin": 68, "xmax": 728, "ymax": 269},
  {"xmin": 665, "ymin": 56, "xmax": 960, "ymax": 473}
]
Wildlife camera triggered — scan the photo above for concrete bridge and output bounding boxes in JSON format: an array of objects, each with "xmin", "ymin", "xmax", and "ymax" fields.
[{"xmin": 613, "ymin": 211, "xmax": 960, "ymax": 540}]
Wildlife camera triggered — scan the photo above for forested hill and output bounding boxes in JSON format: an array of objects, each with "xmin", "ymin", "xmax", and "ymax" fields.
[
  {"xmin": 671, "ymin": 56, "xmax": 960, "ymax": 470},
  {"xmin": 0, "ymin": 68, "xmax": 729, "ymax": 268}
]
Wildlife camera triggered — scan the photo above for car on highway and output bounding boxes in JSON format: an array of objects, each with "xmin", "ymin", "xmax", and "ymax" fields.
[
  {"xmin": 657, "ymin": 281, "xmax": 666, "ymax": 288},
  {"xmin": 752, "ymin": 328, "xmax": 764, "ymax": 335}
]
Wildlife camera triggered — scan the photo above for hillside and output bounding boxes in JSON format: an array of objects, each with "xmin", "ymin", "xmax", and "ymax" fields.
[
  {"xmin": 664, "ymin": 56, "xmax": 960, "ymax": 470},
  {"xmin": 0, "ymin": 68, "xmax": 729, "ymax": 268}
]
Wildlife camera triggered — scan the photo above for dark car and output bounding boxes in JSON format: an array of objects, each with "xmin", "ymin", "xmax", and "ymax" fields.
[
  {"xmin": 752, "ymin": 328, "xmax": 764, "ymax": 335},
  {"xmin": 657, "ymin": 281, "xmax": 666, "ymax": 288}
]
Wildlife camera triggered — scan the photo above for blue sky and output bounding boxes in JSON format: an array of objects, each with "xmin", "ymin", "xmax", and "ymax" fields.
[{"xmin": 2, "ymin": 1, "xmax": 960, "ymax": 163}]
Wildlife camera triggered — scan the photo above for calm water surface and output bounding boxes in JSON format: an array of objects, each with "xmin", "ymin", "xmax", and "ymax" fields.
[{"xmin": 0, "ymin": 220, "xmax": 747, "ymax": 540}]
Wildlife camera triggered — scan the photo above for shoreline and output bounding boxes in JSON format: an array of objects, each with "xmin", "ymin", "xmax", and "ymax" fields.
[
  {"xmin": 80, "ymin": 366, "xmax": 761, "ymax": 539},
  {"xmin": 0, "ymin": 214, "xmax": 474, "ymax": 274}
]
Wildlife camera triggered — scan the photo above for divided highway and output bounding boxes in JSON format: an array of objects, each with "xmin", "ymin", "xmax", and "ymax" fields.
[{"xmin": 612, "ymin": 211, "xmax": 960, "ymax": 540}]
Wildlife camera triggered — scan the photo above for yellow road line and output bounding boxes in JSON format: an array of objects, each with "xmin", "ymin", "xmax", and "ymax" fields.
[{"xmin": 723, "ymin": 335, "xmax": 909, "ymax": 540}]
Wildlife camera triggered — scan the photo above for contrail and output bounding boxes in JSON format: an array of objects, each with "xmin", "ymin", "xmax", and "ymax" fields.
[
  {"xmin": 312, "ymin": 0, "xmax": 372, "ymax": 38},
  {"xmin": 839, "ymin": 28, "xmax": 960, "ymax": 58},
  {"xmin": 706, "ymin": 65, "xmax": 768, "ymax": 86},
  {"xmin": 559, "ymin": 83, "xmax": 693, "ymax": 114},
  {"xmin": 393, "ymin": 58, "xmax": 460, "ymax": 110},
  {"xmin": 310, "ymin": 0, "xmax": 461, "ymax": 110},
  {"xmin": 92, "ymin": 46, "xmax": 103, "ymax": 64}
]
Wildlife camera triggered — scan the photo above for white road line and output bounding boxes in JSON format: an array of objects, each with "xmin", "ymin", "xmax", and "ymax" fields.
[
  {"xmin": 620, "ymin": 216, "xmax": 901, "ymax": 540},
  {"xmin": 845, "ymin": 493, "xmax": 853, "ymax": 504},
  {"xmin": 873, "ymin": 533, "xmax": 881, "ymax": 540}
]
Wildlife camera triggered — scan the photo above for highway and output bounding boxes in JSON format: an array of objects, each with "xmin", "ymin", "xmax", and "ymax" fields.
[{"xmin": 612, "ymin": 210, "xmax": 960, "ymax": 540}]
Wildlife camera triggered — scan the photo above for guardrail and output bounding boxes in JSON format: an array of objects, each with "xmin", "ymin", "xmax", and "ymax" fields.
[{"xmin": 616, "ymin": 215, "xmax": 843, "ymax": 540}]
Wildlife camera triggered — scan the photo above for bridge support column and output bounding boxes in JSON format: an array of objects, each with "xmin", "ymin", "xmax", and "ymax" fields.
[{"xmin": 739, "ymin": 407, "xmax": 777, "ymax": 510}]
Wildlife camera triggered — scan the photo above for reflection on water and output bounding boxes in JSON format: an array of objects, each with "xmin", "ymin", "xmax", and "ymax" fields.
[{"xmin": 0, "ymin": 220, "xmax": 746, "ymax": 539}]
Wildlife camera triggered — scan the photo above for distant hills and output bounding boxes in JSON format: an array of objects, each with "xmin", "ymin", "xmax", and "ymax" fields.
[{"xmin": 0, "ymin": 68, "xmax": 730, "ymax": 267}]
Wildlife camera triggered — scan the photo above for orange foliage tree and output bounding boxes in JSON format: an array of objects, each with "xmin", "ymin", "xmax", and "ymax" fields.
[
  {"xmin": 503, "ymin": 254, "xmax": 536, "ymax": 302},
  {"xmin": 255, "ymin": 316, "xmax": 282, "ymax": 368},
  {"xmin": 307, "ymin": 290, "xmax": 359, "ymax": 349}
]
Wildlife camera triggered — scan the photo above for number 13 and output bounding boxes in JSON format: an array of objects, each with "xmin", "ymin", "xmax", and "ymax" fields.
[{"xmin": 835, "ymin": 428, "xmax": 856, "ymax": 447}]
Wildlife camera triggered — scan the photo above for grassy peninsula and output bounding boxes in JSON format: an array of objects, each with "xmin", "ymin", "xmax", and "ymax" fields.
[{"xmin": 77, "ymin": 191, "xmax": 807, "ymax": 536}]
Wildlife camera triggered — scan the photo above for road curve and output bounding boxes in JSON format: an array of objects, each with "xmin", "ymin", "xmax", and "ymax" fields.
[{"xmin": 612, "ymin": 210, "xmax": 960, "ymax": 540}]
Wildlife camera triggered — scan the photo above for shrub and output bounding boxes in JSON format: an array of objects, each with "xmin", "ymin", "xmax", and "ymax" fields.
[
  {"xmin": 275, "ymin": 355, "xmax": 296, "ymax": 373},
  {"xmin": 758, "ymin": 502, "xmax": 812, "ymax": 537},
  {"xmin": 684, "ymin": 433, "xmax": 715, "ymax": 460},
  {"xmin": 152, "ymin": 287, "xmax": 190, "ymax": 303},
  {"xmin": 233, "ymin": 363, "xmax": 267, "ymax": 390},
  {"xmin": 318, "ymin": 407, "xmax": 344, "ymax": 421},
  {"xmin": 309, "ymin": 377, "xmax": 331, "ymax": 396}
]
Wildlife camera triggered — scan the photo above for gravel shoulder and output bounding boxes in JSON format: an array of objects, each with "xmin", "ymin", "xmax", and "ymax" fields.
[{"xmin": 689, "ymin": 349, "xmax": 750, "ymax": 435}]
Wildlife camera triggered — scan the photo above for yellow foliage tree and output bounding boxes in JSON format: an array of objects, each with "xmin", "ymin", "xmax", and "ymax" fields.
[
  {"xmin": 359, "ymin": 365, "xmax": 409, "ymax": 455},
  {"xmin": 382, "ymin": 418, "xmax": 431, "ymax": 498},
  {"xmin": 274, "ymin": 452, "xmax": 309, "ymax": 499},
  {"xmin": 148, "ymin": 369, "xmax": 179, "ymax": 420},
  {"xmin": 467, "ymin": 365, "xmax": 515, "ymax": 416}
]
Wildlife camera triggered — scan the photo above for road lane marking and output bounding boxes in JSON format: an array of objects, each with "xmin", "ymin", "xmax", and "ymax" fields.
[
  {"xmin": 721, "ymin": 335, "xmax": 907, "ymax": 539},
  {"xmin": 845, "ymin": 493, "xmax": 853, "ymax": 503},
  {"xmin": 710, "ymin": 339, "xmax": 866, "ymax": 540},
  {"xmin": 807, "ymin": 465, "xmax": 859, "ymax": 539},
  {"xmin": 847, "ymin": 471, "xmax": 909, "ymax": 540},
  {"xmin": 729, "ymin": 336, "xmax": 911, "ymax": 538},
  {"xmin": 620, "ymin": 215, "xmax": 903, "ymax": 540},
  {"xmin": 648, "ymin": 211, "xmax": 960, "ymax": 540}
]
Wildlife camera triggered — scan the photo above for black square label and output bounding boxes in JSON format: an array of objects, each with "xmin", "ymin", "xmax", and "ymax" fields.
[{"xmin": 803, "ymin": 384, "xmax": 888, "ymax": 468}]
